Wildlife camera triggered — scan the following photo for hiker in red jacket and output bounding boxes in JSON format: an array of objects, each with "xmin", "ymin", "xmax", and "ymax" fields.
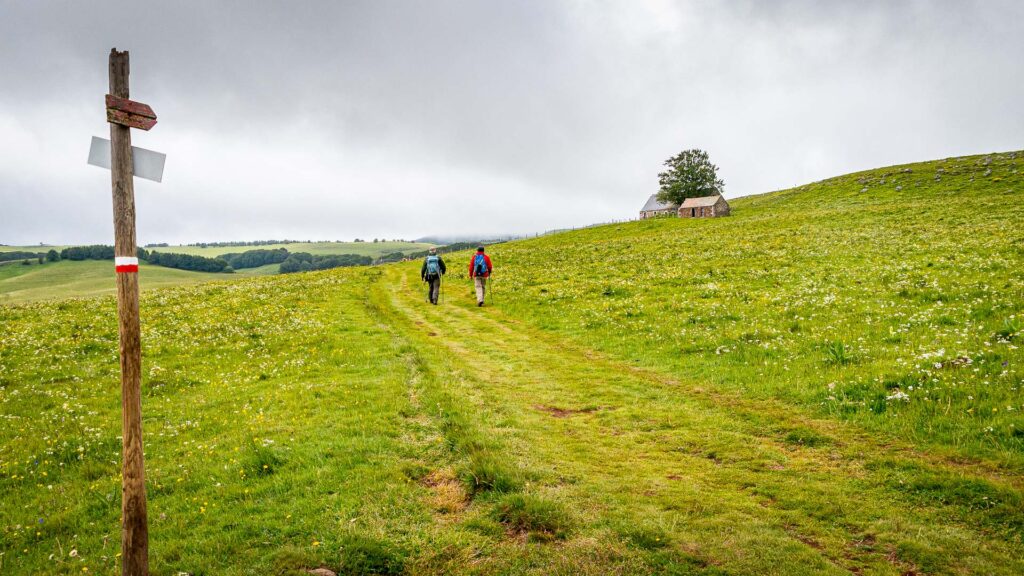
[{"xmin": 468, "ymin": 246, "xmax": 493, "ymax": 306}]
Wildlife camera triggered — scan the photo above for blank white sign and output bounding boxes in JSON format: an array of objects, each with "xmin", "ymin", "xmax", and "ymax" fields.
[{"xmin": 88, "ymin": 136, "xmax": 166, "ymax": 183}]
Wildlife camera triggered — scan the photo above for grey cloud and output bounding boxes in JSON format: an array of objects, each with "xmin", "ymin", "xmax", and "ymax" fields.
[{"xmin": 1, "ymin": 1, "xmax": 1021, "ymax": 244}]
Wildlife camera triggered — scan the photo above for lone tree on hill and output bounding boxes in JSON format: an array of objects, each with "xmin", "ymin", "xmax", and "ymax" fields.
[{"xmin": 656, "ymin": 149, "xmax": 725, "ymax": 206}]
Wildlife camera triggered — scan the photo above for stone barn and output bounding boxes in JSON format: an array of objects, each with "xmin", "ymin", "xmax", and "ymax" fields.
[
  {"xmin": 678, "ymin": 195, "xmax": 730, "ymax": 218},
  {"xmin": 639, "ymin": 194, "xmax": 679, "ymax": 219}
]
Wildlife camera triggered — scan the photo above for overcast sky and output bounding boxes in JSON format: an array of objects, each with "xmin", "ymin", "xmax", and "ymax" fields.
[{"xmin": 1, "ymin": 1, "xmax": 1021, "ymax": 245}]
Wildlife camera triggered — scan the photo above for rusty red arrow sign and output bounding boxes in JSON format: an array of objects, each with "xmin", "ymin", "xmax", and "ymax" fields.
[{"xmin": 106, "ymin": 94, "xmax": 157, "ymax": 131}]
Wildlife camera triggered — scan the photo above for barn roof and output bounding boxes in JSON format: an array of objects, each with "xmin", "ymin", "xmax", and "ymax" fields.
[
  {"xmin": 679, "ymin": 195, "xmax": 725, "ymax": 208},
  {"xmin": 641, "ymin": 194, "xmax": 676, "ymax": 212}
]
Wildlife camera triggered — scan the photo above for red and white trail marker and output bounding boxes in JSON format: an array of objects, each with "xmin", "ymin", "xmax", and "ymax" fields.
[{"xmin": 115, "ymin": 256, "xmax": 140, "ymax": 273}]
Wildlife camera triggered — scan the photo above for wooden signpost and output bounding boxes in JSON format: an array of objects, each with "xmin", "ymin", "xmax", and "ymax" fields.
[
  {"xmin": 106, "ymin": 47, "xmax": 156, "ymax": 576},
  {"xmin": 106, "ymin": 94, "xmax": 158, "ymax": 131}
]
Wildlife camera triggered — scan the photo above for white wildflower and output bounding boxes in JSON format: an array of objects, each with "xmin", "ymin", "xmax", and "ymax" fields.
[{"xmin": 887, "ymin": 390, "xmax": 910, "ymax": 401}]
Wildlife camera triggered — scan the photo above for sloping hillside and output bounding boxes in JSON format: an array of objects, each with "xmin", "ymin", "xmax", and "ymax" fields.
[
  {"xmin": 493, "ymin": 151, "xmax": 1024, "ymax": 467},
  {"xmin": 1, "ymin": 151, "xmax": 1021, "ymax": 575}
]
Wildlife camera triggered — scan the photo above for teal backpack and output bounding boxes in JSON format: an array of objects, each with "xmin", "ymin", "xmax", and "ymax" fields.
[{"xmin": 425, "ymin": 255, "xmax": 440, "ymax": 276}]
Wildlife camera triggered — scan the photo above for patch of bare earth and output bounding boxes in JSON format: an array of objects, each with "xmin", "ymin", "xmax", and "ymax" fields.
[
  {"xmin": 784, "ymin": 525, "xmax": 877, "ymax": 575},
  {"xmin": 421, "ymin": 468, "xmax": 467, "ymax": 514},
  {"xmin": 885, "ymin": 546, "xmax": 920, "ymax": 576},
  {"xmin": 533, "ymin": 404, "xmax": 601, "ymax": 418}
]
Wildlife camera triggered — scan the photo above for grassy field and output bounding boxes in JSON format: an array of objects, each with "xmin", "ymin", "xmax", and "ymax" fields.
[
  {"xmin": 1, "ymin": 151, "xmax": 1022, "ymax": 574},
  {"xmin": 148, "ymin": 241, "xmax": 435, "ymax": 259},
  {"xmin": 0, "ymin": 261, "xmax": 277, "ymax": 305}
]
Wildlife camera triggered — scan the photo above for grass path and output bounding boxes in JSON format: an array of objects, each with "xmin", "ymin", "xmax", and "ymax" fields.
[{"xmin": 373, "ymin": 265, "xmax": 1024, "ymax": 575}]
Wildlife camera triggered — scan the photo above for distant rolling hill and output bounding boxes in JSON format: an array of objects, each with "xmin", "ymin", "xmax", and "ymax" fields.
[
  {"xmin": 0, "ymin": 260, "xmax": 277, "ymax": 305},
  {"xmin": 0, "ymin": 241, "xmax": 434, "ymax": 303},
  {"xmin": 0, "ymin": 245, "xmax": 67, "ymax": 253}
]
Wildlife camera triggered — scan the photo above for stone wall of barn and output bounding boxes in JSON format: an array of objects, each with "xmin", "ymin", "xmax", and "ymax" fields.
[
  {"xmin": 714, "ymin": 197, "xmax": 730, "ymax": 216},
  {"xmin": 677, "ymin": 197, "xmax": 731, "ymax": 218},
  {"xmin": 679, "ymin": 206, "xmax": 712, "ymax": 218}
]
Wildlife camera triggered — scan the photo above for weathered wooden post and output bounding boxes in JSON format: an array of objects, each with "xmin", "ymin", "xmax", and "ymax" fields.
[{"xmin": 107, "ymin": 47, "xmax": 158, "ymax": 576}]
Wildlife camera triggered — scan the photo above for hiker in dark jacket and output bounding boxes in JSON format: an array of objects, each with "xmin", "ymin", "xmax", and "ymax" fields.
[
  {"xmin": 421, "ymin": 248, "xmax": 446, "ymax": 305},
  {"xmin": 468, "ymin": 246, "xmax": 493, "ymax": 306}
]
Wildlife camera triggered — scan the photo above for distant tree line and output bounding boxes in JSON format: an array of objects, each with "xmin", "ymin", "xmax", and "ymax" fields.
[
  {"xmin": 279, "ymin": 252, "xmax": 373, "ymax": 274},
  {"xmin": 6, "ymin": 243, "xmax": 405, "ymax": 275},
  {"xmin": 375, "ymin": 252, "xmax": 407, "ymax": 264},
  {"xmin": 185, "ymin": 239, "xmax": 306, "ymax": 248},
  {"xmin": 218, "ymin": 248, "xmax": 290, "ymax": 270},
  {"xmin": 60, "ymin": 245, "xmax": 117, "ymax": 261},
  {"xmin": 0, "ymin": 251, "xmax": 45, "ymax": 263},
  {"xmin": 144, "ymin": 238, "xmax": 414, "ymax": 247},
  {"xmin": 406, "ymin": 241, "xmax": 506, "ymax": 261},
  {"xmin": 1, "ymin": 247, "xmax": 138, "ymax": 265},
  {"xmin": 57, "ymin": 245, "xmax": 156, "ymax": 261},
  {"xmin": 147, "ymin": 251, "xmax": 231, "ymax": 273},
  {"xmin": 49, "ymin": 244, "xmax": 232, "ymax": 273}
]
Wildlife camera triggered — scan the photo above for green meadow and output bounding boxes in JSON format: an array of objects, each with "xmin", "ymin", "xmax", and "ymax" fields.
[{"xmin": 1, "ymin": 151, "xmax": 1022, "ymax": 575}]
